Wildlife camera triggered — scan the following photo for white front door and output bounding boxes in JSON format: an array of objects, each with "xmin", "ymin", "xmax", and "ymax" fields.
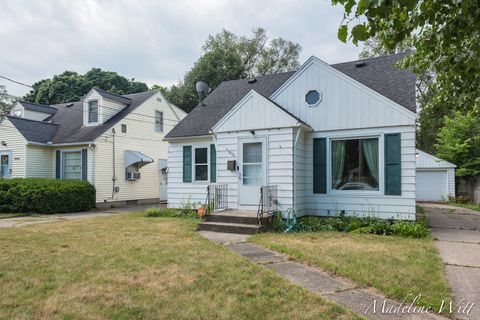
[
  {"xmin": 0, "ymin": 152, "xmax": 12, "ymax": 178},
  {"xmin": 239, "ymin": 138, "xmax": 266, "ymax": 206}
]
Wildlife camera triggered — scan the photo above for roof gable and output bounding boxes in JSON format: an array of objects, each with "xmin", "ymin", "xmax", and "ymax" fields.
[
  {"xmin": 269, "ymin": 55, "xmax": 416, "ymax": 131},
  {"xmin": 7, "ymin": 116, "xmax": 58, "ymax": 143},
  {"xmin": 16, "ymin": 101, "xmax": 58, "ymax": 115},
  {"xmin": 212, "ymin": 90, "xmax": 309, "ymax": 133}
]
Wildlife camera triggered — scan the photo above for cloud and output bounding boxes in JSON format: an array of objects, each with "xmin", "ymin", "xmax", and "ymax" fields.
[{"xmin": 0, "ymin": 0, "xmax": 363, "ymax": 97}]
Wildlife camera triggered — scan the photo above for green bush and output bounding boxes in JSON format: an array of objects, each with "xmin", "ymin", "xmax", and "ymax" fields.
[
  {"xmin": 0, "ymin": 178, "xmax": 95, "ymax": 214},
  {"xmin": 145, "ymin": 207, "xmax": 197, "ymax": 219},
  {"xmin": 274, "ymin": 214, "xmax": 430, "ymax": 238}
]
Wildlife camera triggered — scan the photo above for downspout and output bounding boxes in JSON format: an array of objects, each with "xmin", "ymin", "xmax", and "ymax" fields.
[
  {"xmin": 111, "ymin": 128, "xmax": 117, "ymax": 200},
  {"xmin": 293, "ymin": 126, "xmax": 302, "ymax": 213}
]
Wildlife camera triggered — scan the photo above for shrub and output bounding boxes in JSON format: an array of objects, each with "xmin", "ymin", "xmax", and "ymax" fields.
[
  {"xmin": 275, "ymin": 214, "xmax": 430, "ymax": 238},
  {"xmin": 0, "ymin": 178, "xmax": 95, "ymax": 214},
  {"xmin": 145, "ymin": 207, "xmax": 197, "ymax": 219}
]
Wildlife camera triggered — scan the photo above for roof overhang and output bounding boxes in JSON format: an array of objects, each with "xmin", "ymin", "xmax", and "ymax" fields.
[
  {"xmin": 27, "ymin": 141, "xmax": 95, "ymax": 147},
  {"xmin": 125, "ymin": 150, "xmax": 154, "ymax": 168},
  {"xmin": 163, "ymin": 134, "xmax": 214, "ymax": 142}
]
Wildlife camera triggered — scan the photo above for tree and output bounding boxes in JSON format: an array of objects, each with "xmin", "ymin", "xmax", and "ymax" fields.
[
  {"xmin": 436, "ymin": 112, "xmax": 480, "ymax": 177},
  {"xmin": 157, "ymin": 28, "xmax": 301, "ymax": 112},
  {"xmin": 359, "ymin": 35, "xmax": 410, "ymax": 59},
  {"xmin": 333, "ymin": 0, "xmax": 480, "ymax": 113},
  {"xmin": 0, "ymin": 85, "xmax": 15, "ymax": 115},
  {"xmin": 23, "ymin": 68, "xmax": 148, "ymax": 105}
]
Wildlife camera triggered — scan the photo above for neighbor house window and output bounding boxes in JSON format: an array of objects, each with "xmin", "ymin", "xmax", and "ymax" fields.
[
  {"xmin": 331, "ymin": 138, "xmax": 379, "ymax": 190},
  {"xmin": 62, "ymin": 151, "xmax": 82, "ymax": 180},
  {"xmin": 155, "ymin": 111, "xmax": 163, "ymax": 132},
  {"xmin": 194, "ymin": 147, "xmax": 208, "ymax": 181},
  {"xmin": 88, "ymin": 100, "xmax": 98, "ymax": 123}
]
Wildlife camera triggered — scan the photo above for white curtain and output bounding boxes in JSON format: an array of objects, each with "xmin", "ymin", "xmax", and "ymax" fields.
[
  {"xmin": 332, "ymin": 140, "xmax": 345, "ymax": 189},
  {"xmin": 362, "ymin": 139, "xmax": 379, "ymax": 185}
]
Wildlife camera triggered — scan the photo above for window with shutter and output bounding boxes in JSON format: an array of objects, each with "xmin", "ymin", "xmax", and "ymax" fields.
[
  {"xmin": 313, "ymin": 138, "xmax": 327, "ymax": 194},
  {"xmin": 385, "ymin": 133, "xmax": 401, "ymax": 195}
]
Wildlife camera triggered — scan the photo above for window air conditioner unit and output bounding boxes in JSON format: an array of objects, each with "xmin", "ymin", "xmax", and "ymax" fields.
[{"xmin": 126, "ymin": 171, "xmax": 141, "ymax": 181}]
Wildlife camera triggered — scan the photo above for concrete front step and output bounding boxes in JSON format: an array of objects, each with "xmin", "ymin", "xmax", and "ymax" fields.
[
  {"xmin": 206, "ymin": 213, "xmax": 270, "ymax": 225},
  {"xmin": 197, "ymin": 221, "xmax": 263, "ymax": 235}
]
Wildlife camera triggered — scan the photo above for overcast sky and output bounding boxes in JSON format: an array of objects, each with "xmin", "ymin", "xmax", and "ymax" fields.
[{"xmin": 0, "ymin": 0, "xmax": 363, "ymax": 97}]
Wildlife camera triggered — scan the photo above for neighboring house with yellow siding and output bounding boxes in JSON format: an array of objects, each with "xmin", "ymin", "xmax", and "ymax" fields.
[{"xmin": 0, "ymin": 88, "xmax": 186, "ymax": 207}]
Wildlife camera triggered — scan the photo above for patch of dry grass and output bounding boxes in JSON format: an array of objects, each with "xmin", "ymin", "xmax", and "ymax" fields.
[
  {"xmin": 0, "ymin": 214, "xmax": 360, "ymax": 319},
  {"xmin": 250, "ymin": 232, "xmax": 451, "ymax": 312}
]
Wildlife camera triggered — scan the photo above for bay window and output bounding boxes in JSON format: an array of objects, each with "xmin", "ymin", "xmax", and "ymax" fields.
[{"xmin": 331, "ymin": 138, "xmax": 379, "ymax": 191}]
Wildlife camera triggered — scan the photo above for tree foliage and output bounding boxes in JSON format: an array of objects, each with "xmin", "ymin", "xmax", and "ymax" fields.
[
  {"xmin": 23, "ymin": 68, "xmax": 148, "ymax": 105},
  {"xmin": 332, "ymin": 0, "xmax": 480, "ymax": 112},
  {"xmin": 0, "ymin": 85, "xmax": 15, "ymax": 115},
  {"xmin": 359, "ymin": 35, "xmax": 410, "ymax": 59},
  {"xmin": 436, "ymin": 112, "xmax": 480, "ymax": 177},
  {"xmin": 156, "ymin": 28, "xmax": 301, "ymax": 112}
]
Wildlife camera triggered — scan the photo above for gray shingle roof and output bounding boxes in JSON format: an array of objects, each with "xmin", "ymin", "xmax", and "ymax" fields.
[
  {"xmin": 331, "ymin": 52, "xmax": 416, "ymax": 113},
  {"xmin": 165, "ymin": 53, "xmax": 416, "ymax": 139},
  {"xmin": 7, "ymin": 116, "xmax": 58, "ymax": 143},
  {"xmin": 18, "ymin": 101, "xmax": 57, "ymax": 114},
  {"xmin": 165, "ymin": 71, "xmax": 295, "ymax": 139},
  {"xmin": 93, "ymin": 87, "xmax": 132, "ymax": 105},
  {"xmin": 7, "ymin": 90, "xmax": 156, "ymax": 144}
]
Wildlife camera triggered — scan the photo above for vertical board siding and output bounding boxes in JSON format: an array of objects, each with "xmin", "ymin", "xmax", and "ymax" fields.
[
  {"xmin": 271, "ymin": 60, "xmax": 415, "ymax": 132},
  {"xmin": 0, "ymin": 118, "xmax": 27, "ymax": 178}
]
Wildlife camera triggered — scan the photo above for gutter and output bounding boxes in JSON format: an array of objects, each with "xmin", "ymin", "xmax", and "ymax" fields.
[
  {"xmin": 163, "ymin": 134, "xmax": 213, "ymax": 142},
  {"xmin": 27, "ymin": 141, "xmax": 96, "ymax": 147}
]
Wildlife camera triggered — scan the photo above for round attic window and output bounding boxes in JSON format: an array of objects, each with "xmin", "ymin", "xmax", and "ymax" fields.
[{"xmin": 305, "ymin": 90, "xmax": 322, "ymax": 106}]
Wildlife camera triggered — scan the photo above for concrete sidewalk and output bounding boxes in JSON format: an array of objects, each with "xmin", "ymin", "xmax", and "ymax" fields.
[
  {"xmin": 200, "ymin": 231, "xmax": 446, "ymax": 320},
  {"xmin": 425, "ymin": 205, "xmax": 480, "ymax": 320},
  {"xmin": 0, "ymin": 204, "xmax": 165, "ymax": 228}
]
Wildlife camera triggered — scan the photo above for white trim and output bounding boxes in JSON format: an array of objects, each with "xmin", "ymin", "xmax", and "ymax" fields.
[
  {"xmin": 59, "ymin": 149, "xmax": 83, "ymax": 180},
  {"xmin": 304, "ymin": 89, "xmax": 323, "ymax": 107},
  {"xmin": 270, "ymin": 56, "xmax": 417, "ymax": 120},
  {"xmin": 327, "ymin": 135, "xmax": 383, "ymax": 196}
]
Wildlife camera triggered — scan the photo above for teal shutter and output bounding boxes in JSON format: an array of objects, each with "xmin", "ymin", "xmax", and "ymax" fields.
[
  {"xmin": 210, "ymin": 144, "xmax": 216, "ymax": 183},
  {"xmin": 385, "ymin": 133, "xmax": 401, "ymax": 195},
  {"xmin": 313, "ymin": 138, "xmax": 327, "ymax": 194},
  {"xmin": 55, "ymin": 150, "xmax": 61, "ymax": 179},
  {"xmin": 183, "ymin": 146, "xmax": 192, "ymax": 182},
  {"xmin": 81, "ymin": 149, "xmax": 88, "ymax": 181}
]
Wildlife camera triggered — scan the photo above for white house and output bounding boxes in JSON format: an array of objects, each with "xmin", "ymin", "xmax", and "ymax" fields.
[
  {"xmin": 0, "ymin": 88, "xmax": 187, "ymax": 207},
  {"xmin": 416, "ymin": 149, "xmax": 456, "ymax": 202},
  {"xmin": 165, "ymin": 53, "xmax": 418, "ymax": 220}
]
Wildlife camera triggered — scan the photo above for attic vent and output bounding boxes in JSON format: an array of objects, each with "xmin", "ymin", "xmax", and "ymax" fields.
[
  {"xmin": 66, "ymin": 103, "xmax": 74, "ymax": 107},
  {"xmin": 247, "ymin": 78, "xmax": 257, "ymax": 84},
  {"xmin": 355, "ymin": 62, "xmax": 367, "ymax": 68}
]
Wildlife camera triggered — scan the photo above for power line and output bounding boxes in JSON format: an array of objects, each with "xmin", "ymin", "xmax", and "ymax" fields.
[{"xmin": 0, "ymin": 75, "xmax": 33, "ymax": 88}]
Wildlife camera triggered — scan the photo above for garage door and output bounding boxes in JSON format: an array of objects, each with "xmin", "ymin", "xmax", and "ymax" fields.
[{"xmin": 416, "ymin": 170, "xmax": 448, "ymax": 201}]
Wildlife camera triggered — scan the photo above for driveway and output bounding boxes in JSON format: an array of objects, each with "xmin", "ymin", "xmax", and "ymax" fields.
[{"xmin": 423, "ymin": 203, "xmax": 480, "ymax": 319}]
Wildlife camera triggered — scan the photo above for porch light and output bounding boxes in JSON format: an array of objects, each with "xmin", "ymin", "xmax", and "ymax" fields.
[
  {"xmin": 250, "ymin": 130, "xmax": 255, "ymax": 136},
  {"xmin": 1, "ymin": 141, "xmax": 6, "ymax": 146}
]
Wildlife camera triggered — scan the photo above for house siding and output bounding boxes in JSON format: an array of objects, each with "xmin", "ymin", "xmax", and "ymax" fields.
[
  {"xmin": 167, "ymin": 128, "xmax": 295, "ymax": 211},
  {"xmin": 0, "ymin": 118, "xmax": 27, "ymax": 178},
  {"xmin": 26, "ymin": 146, "xmax": 54, "ymax": 178},
  {"xmin": 94, "ymin": 93, "xmax": 185, "ymax": 203},
  {"xmin": 300, "ymin": 126, "xmax": 416, "ymax": 220},
  {"xmin": 101, "ymin": 98, "xmax": 126, "ymax": 123}
]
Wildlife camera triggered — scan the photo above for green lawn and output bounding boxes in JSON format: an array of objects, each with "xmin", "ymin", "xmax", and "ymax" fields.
[
  {"xmin": 0, "ymin": 213, "xmax": 360, "ymax": 320},
  {"xmin": 449, "ymin": 202, "xmax": 480, "ymax": 212},
  {"xmin": 250, "ymin": 232, "xmax": 451, "ymax": 312}
]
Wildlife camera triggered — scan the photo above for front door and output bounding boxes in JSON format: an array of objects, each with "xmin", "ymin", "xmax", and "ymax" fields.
[
  {"xmin": 239, "ymin": 139, "xmax": 266, "ymax": 206},
  {"xmin": 0, "ymin": 152, "xmax": 12, "ymax": 178}
]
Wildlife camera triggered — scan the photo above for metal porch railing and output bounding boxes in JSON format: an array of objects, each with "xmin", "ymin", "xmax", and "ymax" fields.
[
  {"xmin": 205, "ymin": 184, "xmax": 229, "ymax": 215},
  {"xmin": 257, "ymin": 185, "xmax": 278, "ymax": 224}
]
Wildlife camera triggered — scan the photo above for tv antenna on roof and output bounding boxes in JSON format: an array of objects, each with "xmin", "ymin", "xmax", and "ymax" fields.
[{"xmin": 196, "ymin": 81, "xmax": 209, "ymax": 106}]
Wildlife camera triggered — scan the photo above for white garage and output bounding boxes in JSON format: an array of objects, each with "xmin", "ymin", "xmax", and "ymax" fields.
[{"xmin": 416, "ymin": 149, "xmax": 456, "ymax": 202}]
